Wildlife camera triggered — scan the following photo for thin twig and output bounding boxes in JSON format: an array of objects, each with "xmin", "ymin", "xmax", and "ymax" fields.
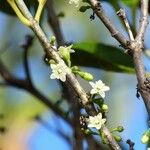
[
  {"xmin": 88, "ymin": 0, "xmax": 129, "ymax": 47},
  {"xmin": 117, "ymin": 8, "xmax": 134, "ymax": 41},
  {"xmin": 21, "ymin": 35, "xmax": 34, "ymax": 85}
]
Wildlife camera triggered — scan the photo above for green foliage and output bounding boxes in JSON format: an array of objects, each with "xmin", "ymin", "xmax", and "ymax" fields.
[{"xmin": 72, "ymin": 42, "xmax": 134, "ymax": 73}]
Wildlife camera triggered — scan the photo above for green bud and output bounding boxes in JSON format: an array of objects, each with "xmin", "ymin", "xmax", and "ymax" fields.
[
  {"xmin": 141, "ymin": 133, "xmax": 149, "ymax": 144},
  {"xmin": 59, "ymin": 46, "xmax": 72, "ymax": 67},
  {"xmin": 101, "ymin": 104, "xmax": 109, "ymax": 113},
  {"xmin": 77, "ymin": 71, "xmax": 94, "ymax": 81},
  {"xmin": 71, "ymin": 66, "xmax": 80, "ymax": 72},
  {"xmin": 84, "ymin": 129, "xmax": 91, "ymax": 135},
  {"xmin": 110, "ymin": 126, "xmax": 124, "ymax": 133},
  {"xmin": 117, "ymin": 126, "xmax": 124, "ymax": 132},
  {"xmin": 113, "ymin": 134, "xmax": 122, "ymax": 142},
  {"xmin": 50, "ymin": 36, "xmax": 56, "ymax": 46}
]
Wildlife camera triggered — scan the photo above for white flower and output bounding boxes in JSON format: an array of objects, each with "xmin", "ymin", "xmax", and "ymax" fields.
[
  {"xmin": 89, "ymin": 80, "xmax": 110, "ymax": 98},
  {"xmin": 50, "ymin": 62, "xmax": 67, "ymax": 82},
  {"xmin": 69, "ymin": 0, "xmax": 80, "ymax": 7},
  {"xmin": 87, "ymin": 113, "xmax": 106, "ymax": 130}
]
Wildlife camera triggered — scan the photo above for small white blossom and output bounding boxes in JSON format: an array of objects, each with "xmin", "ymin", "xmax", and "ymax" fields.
[
  {"xmin": 69, "ymin": 0, "xmax": 80, "ymax": 7},
  {"xmin": 87, "ymin": 113, "xmax": 106, "ymax": 130},
  {"xmin": 50, "ymin": 62, "xmax": 67, "ymax": 82},
  {"xmin": 89, "ymin": 80, "xmax": 110, "ymax": 98}
]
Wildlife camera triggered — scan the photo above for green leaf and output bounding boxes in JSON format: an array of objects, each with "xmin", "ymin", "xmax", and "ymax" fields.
[{"xmin": 72, "ymin": 42, "xmax": 134, "ymax": 73}]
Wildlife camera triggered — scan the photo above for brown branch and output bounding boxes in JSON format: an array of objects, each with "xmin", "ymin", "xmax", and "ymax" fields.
[
  {"xmin": 12, "ymin": 1, "xmax": 121, "ymax": 149},
  {"xmin": 30, "ymin": 16, "xmax": 121, "ymax": 150},
  {"xmin": 88, "ymin": 0, "xmax": 150, "ymax": 116},
  {"xmin": 21, "ymin": 35, "xmax": 34, "ymax": 85},
  {"xmin": 88, "ymin": 0, "xmax": 129, "ymax": 47},
  {"xmin": 117, "ymin": 8, "xmax": 134, "ymax": 41},
  {"xmin": 46, "ymin": 3, "xmax": 105, "ymax": 148},
  {"xmin": 132, "ymin": 0, "xmax": 150, "ymax": 115}
]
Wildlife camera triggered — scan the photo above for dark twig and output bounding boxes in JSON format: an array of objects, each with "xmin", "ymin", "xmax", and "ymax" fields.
[
  {"xmin": 88, "ymin": 0, "xmax": 128, "ymax": 47},
  {"xmin": 117, "ymin": 8, "xmax": 134, "ymax": 41},
  {"xmin": 21, "ymin": 35, "xmax": 34, "ymax": 85},
  {"xmin": 126, "ymin": 139, "xmax": 135, "ymax": 150}
]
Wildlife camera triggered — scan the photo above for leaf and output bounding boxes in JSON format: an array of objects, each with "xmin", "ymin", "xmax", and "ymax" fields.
[{"xmin": 72, "ymin": 42, "xmax": 134, "ymax": 73}]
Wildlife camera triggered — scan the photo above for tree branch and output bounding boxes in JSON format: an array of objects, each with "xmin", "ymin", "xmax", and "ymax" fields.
[
  {"xmin": 117, "ymin": 8, "xmax": 134, "ymax": 41},
  {"xmin": 88, "ymin": 0, "xmax": 129, "ymax": 47},
  {"xmin": 88, "ymin": 0, "xmax": 150, "ymax": 116},
  {"xmin": 12, "ymin": 0, "xmax": 121, "ymax": 149},
  {"xmin": 21, "ymin": 35, "xmax": 34, "ymax": 85}
]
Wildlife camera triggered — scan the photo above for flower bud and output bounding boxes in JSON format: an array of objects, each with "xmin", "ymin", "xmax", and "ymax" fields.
[
  {"xmin": 71, "ymin": 66, "xmax": 80, "ymax": 72},
  {"xmin": 117, "ymin": 126, "xmax": 124, "ymax": 132},
  {"xmin": 113, "ymin": 135, "xmax": 122, "ymax": 142},
  {"xmin": 84, "ymin": 129, "xmax": 91, "ymax": 135},
  {"xmin": 101, "ymin": 104, "xmax": 109, "ymax": 113},
  {"xmin": 141, "ymin": 134, "xmax": 149, "ymax": 143},
  {"xmin": 59, "ymin": 46, "xmax": 71, "ymax": 66},
  {"xmin": 77, "ymin": 71, "xmax": 94, "ymax": 81},
  {"xmin": 50, "ymin": 36, "xmax": 56, "ymax": 46}
]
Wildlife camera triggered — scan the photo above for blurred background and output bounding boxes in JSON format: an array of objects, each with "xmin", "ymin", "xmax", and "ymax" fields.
[{"xmin": 0, "ymin": 0, "xmax": 150, "ymax": 150}]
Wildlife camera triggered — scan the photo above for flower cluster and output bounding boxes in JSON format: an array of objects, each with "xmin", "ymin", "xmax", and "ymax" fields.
[
  {"xmin": 87, "ymin": 113, "xmax": 106, "ymax": 130},
  {"xmin": 89, "ymin": 80, "xmax": 110, "ymax": 98}
]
